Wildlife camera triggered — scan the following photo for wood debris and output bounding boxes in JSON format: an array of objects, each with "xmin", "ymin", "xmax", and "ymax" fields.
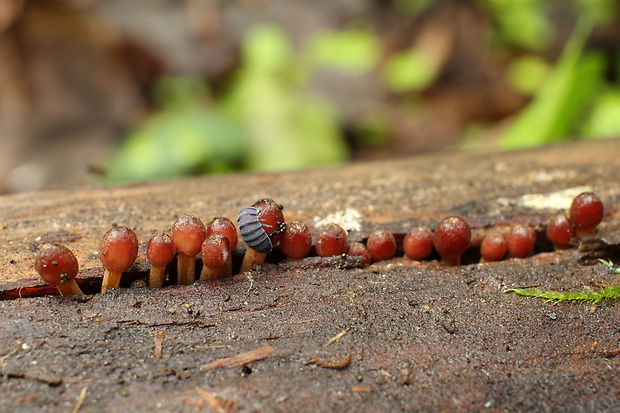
[{"xmin": 201, "ymin": 345, "xmax": 276, "ymax": 370}]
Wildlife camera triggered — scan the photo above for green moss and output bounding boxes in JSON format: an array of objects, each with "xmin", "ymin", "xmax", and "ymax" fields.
[{"xmin": 505, "ymin": 259, "xmax": 620, "ymax": 303}]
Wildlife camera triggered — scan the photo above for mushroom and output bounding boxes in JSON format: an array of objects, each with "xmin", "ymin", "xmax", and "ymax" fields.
[
  {"xmin": 346, "ymin": 242, "xmax": 372, "ymax": 267},
  {"xmin": 35, "ymin": 243, "xmax": 83, "ymax": 296},
  {"xmin": 315, "ymin": 223, "xmax": 349, "ymax": 257},
  {"xmin": 238, "ymin": 198, "xmax": 285, "ymax": 273},
  {"xmin": 506, "ymin": 224, "xmax": 536, "ymax": 258},
  {"xmin": 433, "ymin": 216, "xmax": 471, "ymax": 266},
  {"xmin": 206, "ymin": 217, "xmax": 238, "ymax": 278},
  {"xmin": 171, "ymin": 214, "xmax": 206, "ymax": 285},
  {"xmin": 199, "ymin": 234, "xmax": 230, "ymax": 281},
  {"xmin": 100, "ymin": 226, "xmax": 139, "ymax": 293},
  {"xmin": 480, "ymin": 232, "xmax": 507, "ymax": 262},
  {"xmin": 403, "ymin": 226, "xmax": 434, "ymax": 261},
  {"xmin": 366, "ymin": 229, "xmax": 397, "ymax": 262},
  {"xmin": 569, "ymin": 192, "xmax": 604, "ymax": 237},
  {"xmin": 546, "ymin": 214, "xmax": 575, "ymax": 250},
  {"xmin": 146, "ymin": 233, "xmax": 176, "ymax": 288},
  {"xmin": 279, "ymin": 221, "xmax": 312, "ymax": 261}
]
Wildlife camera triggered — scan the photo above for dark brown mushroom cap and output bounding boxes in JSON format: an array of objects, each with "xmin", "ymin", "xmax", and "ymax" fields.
[
  {"xmin": 35, "ymin": 243, "xmax": 79, "ymax": 285},
  {"xmin": 99, "ymin": 226, "xmax": 139, "ymax": 273}
]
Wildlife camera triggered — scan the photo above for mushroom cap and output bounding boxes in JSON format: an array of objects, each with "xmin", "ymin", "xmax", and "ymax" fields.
[
  {"xmin": 279, "ymin": 221, "xmax": 312, "ymax": 259},
  {"xmin": 546, "ymin": 214, "xmax": 574, "ymax": 248},
  {"xmin": 433, "ymin": 216, "xmax": 471, "ymax": 260},
  {"xmin": 315, "ymin": 223, "xmax": 349, "ymax": 257},
  {"xmin": 147, "ymin": 233, "xmax": 176, "ymax": 267},
  {"xmin": 171, "ymin": 214, "xmax": 207, "ymax": 256},
  {"xmin": 201, "ymin": 234, "xmax": 230, "ymax": 268},
  {"xmin": 480, "ymin": 233, "xmax": 507, "ymax": 262},
  {"xmin": 99, "ymin": 226, "xmax": 139, "ymax": 273},
  {"xmin": 35, "ymin": 243, "xmax": 79, "ymax": 285},
  {"xmin": 403, "ymin": 226, "xmax": 434, "ymax": 261},
  {"xmin": 569, "ymin": 192, "xmax": 604, "ymax": 229},
  {"xmin": 207, "ymin": 217, "xmax": 238, "ymax": 251},
  {"xmin": 347, "ymin": 242, "xmax": 372, "ymax": 267},
  {"xmin": 366, "ymin": 229, "xmax": 397, "ymax": 261},
  {"xmin": 506, "ymin": 224, "xmax": 536, "ymax": 258},
  {"xmin": 252, "ymin": 198, "xmax": 285, "ymax": 245}
]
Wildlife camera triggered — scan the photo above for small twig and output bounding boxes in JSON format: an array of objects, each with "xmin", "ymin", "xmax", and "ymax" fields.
[
  {"xmin": 201, "ymin": 345, "xmax": 276, "ymax": 370},
  {"xmin": 72, "ymin": 386, "xmax": 88, "ymax": 413},
  {"xmin": 328, "ymin": 329, "xmax": 348, "ymax": 345},
  {"xmin": 195, "ymin": 387, "xmax": 236, "ymax": 413},
  {"xmin": 154, "ymin": 331, "xmax": 164, "ymax": 361}
]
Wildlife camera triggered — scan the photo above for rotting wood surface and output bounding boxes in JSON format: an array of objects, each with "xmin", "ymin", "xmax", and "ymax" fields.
[{"xmin": 2, "ymin": 140, "xmax": 620, "ymax": 412}]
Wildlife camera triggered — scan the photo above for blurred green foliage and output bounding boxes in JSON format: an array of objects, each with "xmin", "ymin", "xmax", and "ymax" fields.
[{"xmin": 105, "ymin": 1, "xmax": 620, "ymax": 183}]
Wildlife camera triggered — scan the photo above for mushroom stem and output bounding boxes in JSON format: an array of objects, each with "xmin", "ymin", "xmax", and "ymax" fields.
[
  {"xmin": 57, "ymin": 279, "xmax": 83, "ymax": 296},
  {"xmin": 149, "ymin": 265, "xmax": 166, "ymax": 288},
  {"xmin": 199, "ymin": 265, "xmax": 220, "ymax": 281},
  {"xmin": 239, "ymin": 248, "xmax": 266, "ymax": 273},
  {"xmin": 575, "ymin": 227, "xmax": 595, "ymax": 237},
  {"xmin": 442, "ymin": 256, "xmax": 461, "ymax": 266},
  {"xmin": 177, "ymin": 252, "xmax": 195, "ymax": 285},
  {"xmin": 218, "ymin": 255, "xmax": 233, "ymax": 278},
  {"xmin": 101, "ymin": 269, "xmax": 122, "ymax": 293}
]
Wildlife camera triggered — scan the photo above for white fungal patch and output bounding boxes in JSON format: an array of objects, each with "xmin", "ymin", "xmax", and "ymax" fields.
[
  {"xmin": 498, "ymin": 186, "xmax": 592, "ymax": 211},
  {"xmin": 313, "ymin": 208, "xmax": 362, "ymax": 231}
]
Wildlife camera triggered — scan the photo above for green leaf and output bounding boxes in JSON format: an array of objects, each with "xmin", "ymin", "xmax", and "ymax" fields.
[
  {"xmin": 499, "ymin": 20, "xmax": 605, "ymax": 149},
  {"xmin": 306, "ymin": 28, "xmax": 380, "ymax": 74},
  {"xmin": 382, "ymin": 49, "xmax": 438, "ymax": 93},
  {"xmin": 506, "ymin": 55, "xmax": 551, "ymax": 96},
  {"xmin": 581, "ymin": 89, "xmax": 620, "ymax": 139}
]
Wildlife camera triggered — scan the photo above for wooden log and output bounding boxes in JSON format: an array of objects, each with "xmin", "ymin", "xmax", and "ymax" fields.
[{"xmin": 1, "ymin": 139, "xmax": 620, "ymax": 411}]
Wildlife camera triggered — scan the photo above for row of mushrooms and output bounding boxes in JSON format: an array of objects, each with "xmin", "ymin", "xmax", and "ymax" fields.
[{"xmin": 35, "ymin": 193, "xmax": 605, "ymax": 296}]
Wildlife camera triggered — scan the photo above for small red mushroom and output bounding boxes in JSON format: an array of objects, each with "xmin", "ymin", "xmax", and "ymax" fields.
[
  {"xmin": 238, "ymin": 199, "xmax": 285, "ymax": 273},
  {"xmin": 433, "ymin": 216, "xmax": 471, "ymax": 266},
  {"xmin": 506, "ymin": 224, "xmax": 536, "ymax": 258},
  {"xmin": 100, "ymin": 226, "xmax": 139, "ymax": 293},
  {"xmin": 200, "ymin": 234, "xmax": 230, "ymax": 281},
  {"xmin": 207, "ymin": 217, "xmax": 238, "ymax": 278},
  {"xmin": 366, "ymin": 229, "xmax": 397, "ymax": 262},
  {"xmin": 569, "ymin": 192, "xmax": 604, "ymax": 237},
  {"xmin": 346, "ymin": 242, "xmax": 372, "ymax": 267},
  {"xmin": 279, "ymin": 221, "xmax": 312, "ymax": 261},
  {"xmin": 480, "ymin": 233, "xmax": 507, "ymax": 262},
  {"xmin": 35, "ymin": 243, "xmax": 83, "ymax": 296},
  {"xmin": 147, "ymin": 233, "xmax": 176, "ymax": 288},
  {"xmin": 546, "ymin": 214, "xmax": 575, "ymax": 250},
  {"xmin": 403, "ymin": 226, "xmax": 434, "ymax": 261},
  {"xmin": 171, "ymin": 214, "xmax": 206, "ymax": 285},
  {"xmin": 315, "ymin": 223, "xmax": 349, "ymax": 257}
]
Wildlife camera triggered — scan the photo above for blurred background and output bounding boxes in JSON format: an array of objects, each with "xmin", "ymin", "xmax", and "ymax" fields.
[{"xmin": 0, "ymin": 0, "xmax": 619, "ymax": 194}]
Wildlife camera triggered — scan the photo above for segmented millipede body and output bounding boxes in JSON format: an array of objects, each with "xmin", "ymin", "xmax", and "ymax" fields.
[{"xmin": 237, "ymin": 207, "xmax": 273, "ymax": 253}]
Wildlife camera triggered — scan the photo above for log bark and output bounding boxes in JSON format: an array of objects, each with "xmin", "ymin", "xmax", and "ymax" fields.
[{"xmin": 1, "ymin": 139, "xmax": 620, "ymax": 412}]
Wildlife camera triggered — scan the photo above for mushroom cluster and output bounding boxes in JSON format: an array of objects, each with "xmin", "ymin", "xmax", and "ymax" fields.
[{"xmin": 33, "ymin": 192, "xmax": 607, "ymax": 295}]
